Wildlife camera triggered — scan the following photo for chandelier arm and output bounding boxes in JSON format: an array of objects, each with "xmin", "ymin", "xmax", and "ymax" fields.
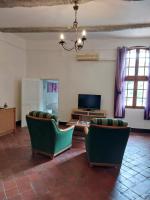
[
  {"xmin": 61, "ymin": 43, "xmax": 75, "ymax": 51},
  {"xmin": 75, "ymin": 41, "xmax": 78, "ymax": 52}
]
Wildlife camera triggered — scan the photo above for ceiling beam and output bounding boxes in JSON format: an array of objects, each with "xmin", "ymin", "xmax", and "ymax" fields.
[
  {"xmin": 0, "ymin": 0, "xmax": 92, "ymax": 8},
  {"xmin": 0, "ymin": 23, "xmax": 150, "ymax": 33}
]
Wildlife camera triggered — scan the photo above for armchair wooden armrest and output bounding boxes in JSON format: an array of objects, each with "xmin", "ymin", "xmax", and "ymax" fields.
[
  {"xmin": 84, "ymin": 126, "xmax": 89, "ymax": 135},
  {"xmin": 59, "ymin": 125, "xmax": 75, "ymax": 132}
]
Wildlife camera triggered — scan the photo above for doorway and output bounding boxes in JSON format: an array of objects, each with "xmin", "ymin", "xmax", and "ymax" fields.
[
  {"xmin": 42, "ymin": 79, "xmax": 59, "ymax": 116},
  {"xmin": 21, "ymin": 79, "xmax": 59, "ymax": 127}
]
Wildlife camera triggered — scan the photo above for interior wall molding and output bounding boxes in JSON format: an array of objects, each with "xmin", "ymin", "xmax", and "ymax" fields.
[
  {"xmin": 0, "ymin": 0, "xmax": 92, "ymax": 8},
  {"xmin": 0, "ymin": 23, "xmax": 150, "ymax": 33},
  {"xmin": 131, "ymin": 128, "xmax": 150, "ymax": 134}
]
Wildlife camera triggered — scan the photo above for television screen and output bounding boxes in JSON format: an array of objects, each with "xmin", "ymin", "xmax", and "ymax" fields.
[{"xmin": 78, "ymin": 94, "xmax": 101, "ymax": 110}]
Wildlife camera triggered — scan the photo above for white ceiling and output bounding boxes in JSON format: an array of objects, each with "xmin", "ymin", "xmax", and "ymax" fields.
[{"xmin": 0, "ymin": 0, "xmax": 150, "ymax": 38}]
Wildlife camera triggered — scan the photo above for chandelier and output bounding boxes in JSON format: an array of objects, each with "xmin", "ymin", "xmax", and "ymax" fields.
[{"xmin": 59, "ymin": 0, "xmax": 87, "ymax": 51}]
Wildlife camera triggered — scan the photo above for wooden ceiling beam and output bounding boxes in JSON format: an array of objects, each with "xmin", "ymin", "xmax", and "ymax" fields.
[
  {"xmin": 0, "ymin": 23, "xmax": 150, "ymax": 33},
  {"xmin": 0, "ymin": 0, "xmax": 92, "ymax": 8}
]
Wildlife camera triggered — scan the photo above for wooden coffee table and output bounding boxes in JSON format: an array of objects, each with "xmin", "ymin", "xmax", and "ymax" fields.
[
  {"xmin": 67, "ymin": 119, "xmax": 89, "ymax": 127},
  {"xmin": 67, "ymin": 119, "xmax": 89, "ymax": 137}
]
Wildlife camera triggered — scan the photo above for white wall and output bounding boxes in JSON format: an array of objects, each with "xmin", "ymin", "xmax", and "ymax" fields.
[
  {"xmin": 0, "ymin": 33, "xmax": 26, "ymax": 121},
  {"xmin": 25, "ymin": 37, "xmax": 150, "ymax": 129},
  {"xmin": 0, "ymin": 32, "xmax": 149, "ymax": 129}
]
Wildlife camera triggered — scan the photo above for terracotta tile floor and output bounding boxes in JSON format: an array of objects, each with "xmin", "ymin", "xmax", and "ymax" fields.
[{"xmin": 0, "ymin": 127, "xmax": 150, "ymax": 200}]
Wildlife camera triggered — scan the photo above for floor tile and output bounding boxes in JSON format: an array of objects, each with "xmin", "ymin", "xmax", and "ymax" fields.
[{"xmin": 0, "ymin": 128, "xmax": 149, "ymax": 200}]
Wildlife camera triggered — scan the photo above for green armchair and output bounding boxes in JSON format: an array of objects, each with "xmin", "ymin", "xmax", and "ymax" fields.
[
  {"xmin": 26, "ymin": 111, "xmax": 74, "ymax": 159},
  {"xmin": 85, "ymin": 118, "xmax": 130, "ymax": 167}
]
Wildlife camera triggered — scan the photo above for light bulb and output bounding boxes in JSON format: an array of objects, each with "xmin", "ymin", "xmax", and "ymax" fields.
[
  {"xmin": 77, "ymin": 38, "xmax": 82, "ymax": 45},
  {"xmin": 82, "ymin": 30, "xmax": 87, "ymax": 37},
  {"xmin": 60, "ymin": 33, "xmax": 64, "ymax": 41}
]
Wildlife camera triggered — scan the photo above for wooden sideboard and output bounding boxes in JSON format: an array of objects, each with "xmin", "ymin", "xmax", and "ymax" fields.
[
  {"xmin": 71, "ymin": 109, "xmax": 107, "ymax": 122},
  {"xmin": 0, "ymin": 108, "xmax": 16, "ymax": 137}
]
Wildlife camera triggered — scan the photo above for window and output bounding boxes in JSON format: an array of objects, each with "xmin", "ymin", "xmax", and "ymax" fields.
[{"xmin": 125, "ymin": 48, "xmax": 150, "ymax": 108}]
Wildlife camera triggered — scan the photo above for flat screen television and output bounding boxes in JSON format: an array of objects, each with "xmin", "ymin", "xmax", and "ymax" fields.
[{"xmin": 78, "ymin": 94, "xmax": 101, "ymax": 110}]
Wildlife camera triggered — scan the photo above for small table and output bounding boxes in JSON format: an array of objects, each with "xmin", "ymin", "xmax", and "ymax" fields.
[
  {"xmin": 67, "ymin": 119, "xmax": 89, "ymax": 137},
  {"xmin": 67, "ymin": 119, "xmax": 89, "ymax": 127},
  {"xmin": 66, "ymin": 119, "xmax": 79, "ymax": 126}
]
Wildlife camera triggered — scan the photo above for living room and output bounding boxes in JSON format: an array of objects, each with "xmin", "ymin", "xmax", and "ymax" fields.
[{"xmin": 0, "ymin": 0, "xmax": 150, "ymax": 200}]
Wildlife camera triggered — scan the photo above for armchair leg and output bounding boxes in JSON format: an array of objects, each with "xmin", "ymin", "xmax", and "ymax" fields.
[{"xmin": 50, "ymin": 154, "xmax": 54, "ymax": 160}]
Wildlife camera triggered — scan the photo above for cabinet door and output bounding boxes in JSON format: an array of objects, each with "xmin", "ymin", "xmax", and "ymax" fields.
[
  {"xmin": 0, "ymin": 108, "xmax": 15, "ymax": 136},
  {"xmin": 21, "ymin": 79, "xmax": 43, "ymax": 127}
]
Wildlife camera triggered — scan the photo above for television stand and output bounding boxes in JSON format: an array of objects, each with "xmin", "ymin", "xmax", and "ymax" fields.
[
  {"xmin": 71, "ymin": 109, "xmax": 106, "ymax": 122},
  {"xmin": 84, "ymin": 108, "xmax": 95, "ymax": 111}
]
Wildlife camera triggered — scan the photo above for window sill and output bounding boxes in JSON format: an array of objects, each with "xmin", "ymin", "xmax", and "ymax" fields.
[{"xmin": 125, "ymin": 106, "xmax": 144, "ymax": 109}]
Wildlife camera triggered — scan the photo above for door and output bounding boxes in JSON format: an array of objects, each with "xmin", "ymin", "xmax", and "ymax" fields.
[{"xmin": 21, "ymin": 79, "xmax": 43, "ymax": 127}]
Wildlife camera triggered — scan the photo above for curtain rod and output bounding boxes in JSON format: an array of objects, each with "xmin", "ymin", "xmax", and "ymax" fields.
[{"xmin": 127, "ymin": 46, "xmax": 149, "ymax": 50}]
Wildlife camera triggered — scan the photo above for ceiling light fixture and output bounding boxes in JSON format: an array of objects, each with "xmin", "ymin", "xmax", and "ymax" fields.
[{"xmin": 59, "ymin": 0, "xmax": 87, "ymax": 51}]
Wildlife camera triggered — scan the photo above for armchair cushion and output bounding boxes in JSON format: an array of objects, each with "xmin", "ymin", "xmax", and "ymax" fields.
[
  {"xmin": 91, "ymin": 118, "xmax": 128, "ymax": 127},
  {"xmin": 29, "ymin": 111, "xmax": 57, "ymax": 122}
]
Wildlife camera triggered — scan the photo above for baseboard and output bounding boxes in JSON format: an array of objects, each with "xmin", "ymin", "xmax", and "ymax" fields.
[
  {"xmin": 131, "ymin": 128, "xmax": 150, "ymax": 134},
  {"xmin": 16, "ymin": 120, "xmax": 21, "ymax": 126}
]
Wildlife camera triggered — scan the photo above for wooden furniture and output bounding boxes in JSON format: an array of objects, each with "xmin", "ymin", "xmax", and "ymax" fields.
[
  {"xmin": 67, "ymin": 119, "xmax": 89, "ymax": 127},
  {"xmin": 71, "ymin": 109, "xmax": 106, "ymax": 122},
  {"xmin": 0, "ymin": 108, "xmax": 16, "ymax": 136},
  {"xmin": 66, "ymin": 119, "xmax": 88, "ymax": 138},
  {"xmin": 67, "ymin": 109, "xmax": 106, "ymax": 137}
]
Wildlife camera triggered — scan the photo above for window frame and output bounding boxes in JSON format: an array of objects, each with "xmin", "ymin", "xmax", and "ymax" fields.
[{"xmin": 125, "ymin": 47, "xmax": 149, "ymax": 109}]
